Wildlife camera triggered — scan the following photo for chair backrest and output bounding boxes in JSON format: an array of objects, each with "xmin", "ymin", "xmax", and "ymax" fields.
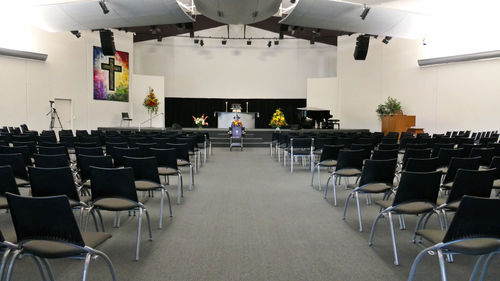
[
  {"xmin": 336, "ymin": 149, "xmax": 367, "ymax": 171},
  {"xmin": 446, "ymin": 169, "xmax": 496, "ymax": 204},
  {"xmin": 0, "ymin": 165, "xmax": 20, "ymax": 195},
  {"xmin": 460, "ymin": 143, "xmax": 483, "ymax": 157},
  {"xmin": 90, "ymin": 167, "xmax": 138, "ymax": 202},
  {"xmin": 28, "ymin": 166, "xmax": 80, "ymax": 202},
  {"xmin": 489, "ymin": 156, "xmax": 500, "ymax": 180},
  {"xmin": 470, "ymin": 147, "xmax": 495, "ymax": 166},
  {"xmin": 149, "ymin": 148, "xmax": 178, "ymax": 170},
  {"xmin": 176, "ymin": 137, "xmax": 197, "ymax": 151},
  {"xmin": 337, "ymin": 137, "xmax": 354, "ymax": 149},
  {"xmin": 0, "ymin": 145, "xmax": 32, "ymax": 165},
  {"xmin": 443, "ymin": 157, "xmax": 482, "ymax": 184},
  {"xmin": 122, "ymin": 112, "xmax": 130, "ymax": 119},
  {"xmin": 432, "ymin": 143, "xmax": 455, "ymax": 157},
  {"xmin": 123, "ymin": 156, "xmax": 161, "ymax": 184},
  {"xmin": 136, "ymin": 143, "xmax": 156, "ymax": 157},
  {"xmin": 105, "ymin": 142, "xmax": 128, "ymax": 156},
  {"xmin": 105, "ymin": 136, "xmax": 124, "ymax": 144},
  {"xmin": 381, "ymin": 137, "xmax": 398, "ymax": 144},
  {"xmin": 111, "ymin": 147, "xmax": 142, "ymax": 167},
  {"xmin": 74, "ymin": 142, "xmax": 99, "ymax": 148},
  {"xmin": 393, "ymin": 171, "xmax": 442, "ymax": 206},
  {"xmin": 443, "ymin": 196, "xmax": 500, "ymax": 243},
  {"xmin": 75, "ymin": 146, "xmax": 104, "ymax": 156},
  {"xmin": 406, "ymin": 143, "xmax": 428, "ymax": 150},
  {"xmin": 291, "ymin": 138, "xmax": 313, "ymax": 150},
  {"xmin": 378, "ymin": 143, "xmax": 399, "ymax": 151},
  {"xmin": 77, "ymin": 155, "xmax": 113, "ymax": 182},
  {"xmin": 437, "ymin": 148, "xmax": 464, "ymax": 167},
  {"xmin": 167, "ymin": 143, "xmax": 190, "ymax": 162},
  {"xmin": 127, "ymin": 137, "xmax": 147, "ymax": 147},
  {"xmin": 385, "ymin": 132, "xmax": 399, "ymax": 139},
  {"xmin": 371, "ymin": 149, "xmax": 399, "ymax": 160},
  {"xmin": 351, "ymin": 143, "xmax": 373, "ymax": 153},
  {"xmin": 12, "ymin": 135, "xmax": 35, "ymax": 142},
  {"xmin": 359, "ymin": 159, "xmax": 397, "ymax": 187},
  {"xmin": 319, "ymin": 144, "xmax": 344, "ymax": 162},
  {"xmin": 6, "ymin": 193, "xmax": 85, "ymax": 247},
  {"xmin": 80, "ymin": 136, "xmax": 101, "ymax": 146},
  {"xmin": 34, "ymin": 154, "xmax": 69, "ymax": 168},
  {"xmin": 38, "ymin": 145, "xmax": 69, "ymax": 159},
  {"xmin": 0, "ymin": 153, "xmax": 28, "ymax": 180},
  {"xmin": 405, "ymin": 157, "xmax": 439, "ymax": 172},
  {"xmin": 402, "ymin": 148, "xmax": 432, "ymax": 169},
  {"xmin": 59, "ymin": 135, "xmax": 76, "ymax": 148},
  {"xmin": 37, "ymin": 135, "xmax": 57, "ymax": 144},
  {"xmin": 152, "ymin": 137, "xmax": 174, "ymax": 145},
  {"xmin": 314, "ymin": 137, "xmax": 336, "ymax": 150}
]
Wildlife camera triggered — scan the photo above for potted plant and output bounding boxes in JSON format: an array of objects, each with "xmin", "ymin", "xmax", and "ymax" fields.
[
  {"xmin": 269, "ymin": 108, "xmax": 288, "ymax": 130},
  {"xmin": 376, "ymin": 96, "xmax": 402, "ymax": 118}
]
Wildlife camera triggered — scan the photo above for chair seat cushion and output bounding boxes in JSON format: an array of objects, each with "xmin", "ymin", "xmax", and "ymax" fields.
[
  {"xmin": 177, "ymin": 160, "xmax": 190, "ymax": 166},
  {"xmin": 416, "ymin": 229, "xmax": 500, "ymax": 255},
  {"xmin": 375, "ymin": 200, "xmax": 434, "ymax": 214},
  {"xmin": 335, "ymin": 168, "xmax": 361, "ymax": 177},
  {"xmin": 158, "ymin": 167, "xmax": 178, "ymax": 176},
  {"xmin": 135, "ymin": 180, "xmax": 161, "ymax": 191},
  {"xmin": 0, "ymin": 197, "xmax": 8, "ymax": 209},
  {"xmin": 437, "ymin": 167, "xmax": 448, "ymax": 174},
  {"xmin": 22, "ymin": 232, "xmax": 111, "ymax": 258},
  {"xmin": 437, "ymin": 199, "xmax": 460, "ymax": 211},
  {"xmin": 92, "ymin": 198, "xmax": 140, "ymax": 211},
  {"xmin": 319, "ymin": 160, "xmax": 337, "ymax": 167},
  {"xmin": 15, "ymin": 177, "xmax": 29, "ymax": 187},
  {"xmin": 493, "ymin": 179, "xmax": 500, "ymax": 189},
  {"xmin": 441, "ymin": 181, "xmax": 453, "ymax": 189},
  {"xmin": 359, "ymin": 183, "xmax": 392, "ymax": 193}
]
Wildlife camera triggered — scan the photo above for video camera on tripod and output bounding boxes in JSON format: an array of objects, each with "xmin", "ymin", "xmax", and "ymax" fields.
[{"xmin": 46, "ymin": 100, "xmax": 63, "ymax": 130}]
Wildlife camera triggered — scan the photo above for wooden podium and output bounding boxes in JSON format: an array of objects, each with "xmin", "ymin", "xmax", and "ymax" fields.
[{"xmin": 381, "ymin": 114, "xmax": 416, "ymax": 137}]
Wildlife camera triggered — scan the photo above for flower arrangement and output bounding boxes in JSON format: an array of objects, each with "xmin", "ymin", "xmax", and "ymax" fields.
[
  {"xmin": 231, "ymin": 120, "xmax": 243, "ymax": 127},
  {"xmin": 269, "ymin": 108, "xmax": 288, "ymax": 128},
  {"xmin": 192, "ymin": 114, "xmax": 208, "ymax": 128},
  {"xmin": 143, "ymin": 87, "xmax": 160, "ymax": 114}
]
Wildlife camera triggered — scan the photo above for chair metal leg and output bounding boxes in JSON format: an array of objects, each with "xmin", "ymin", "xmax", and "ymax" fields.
[
  {"xmin": 135, "ymin": 208, "xmax": 143, "ymax": 261},
  {"xmin": 342, "ymin": 191, "xmax": 354, "ymax": 220},
  {"xmin": 40, "ymin": 258, "xmax": 55, "ymax": 281},
  {"xmin": 469, "ymin": 254, "xmax": 487, "ymax": 281},
  {"xmin": 413, "ymin": 214, "xmax": 427, "ymax": 243},
  {"xmin": 478, "ymin": 252, "xmax": 498, "ymax": 281},
  {"xmin": 4, "ymin": 250, "xmax": 22, "ymax": 281},
  {"xmin": 333, "ymin": 175, "xmax": 338, "ymax": 206},
  {"xmin": 189, "ymin": 165, "xmax": 194, "ymax": 190},
  {"xmin": 82, "ymin": 253, "xmax": 91, "ymax": 281},
  {"xmin": 355, "ymin": 191, "xmax": 363, "ymax": 232},
  {"xmin": 324, "ymin": 174, "xmax": 332, "ymax": 199},
  {"xmin": 93, "ymin": 249, "xmax": 118, "ymax": 281},
  {"xmin": 0, "ymin": 248, "xmax": 11, "ymax": 281},
  {"xmin": 388, "ymin": 212, "xmax": 400, "ymax": 265},
  {"xmin": 145, "ymin": 209, "xmax": 153, "ymax": 241},
  {"xmin": 408, "ymin": 246, "xmax": 434, "ymax": 281},
  {"xmin": 399, "ymin": 214, "xmax": 406, "ymax": 230},
  {"xmin": 369, "ymin": 212, "xmax": 385, "ymax": 246},
  {"xmin": 437, "ymin": 250, "xmax": 448, "ymax": 281},
  {"xmin": 310, "ymin": 164, "xmax": 316, "ymax": 187},
  {"xmin": 318, "ymin": 166, "xmax": 322, "ymax": 191},
  {"xmin": 159, "ymin": 189, "xmax": 164, "ymax": 229},
  {"xmin": 291, "ymin": 152, "xmax": 294, "ymax": 173},
  {"xmin": 177, "ymin": 172, "xmax": 183, "ymax": 204},
  {"xmin": 96, "ymin": 210, "xmax": 105, "ymax": 232}
]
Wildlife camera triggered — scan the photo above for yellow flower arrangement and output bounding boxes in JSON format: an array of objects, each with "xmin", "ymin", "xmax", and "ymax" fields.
[{"xmin": 269, "ymin": 108, "xmax": 288, "ymax": 128}]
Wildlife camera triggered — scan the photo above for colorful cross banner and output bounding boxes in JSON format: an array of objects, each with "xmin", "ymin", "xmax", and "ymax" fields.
[{"xmin": 93, "ymin": 46, "xmax": 129, "ymax": 102}]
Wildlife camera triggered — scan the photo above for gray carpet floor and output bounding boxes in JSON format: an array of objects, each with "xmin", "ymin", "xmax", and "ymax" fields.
[{"xmin": 1, "ymin": 147, "xmax": 499, "ymax": 280}]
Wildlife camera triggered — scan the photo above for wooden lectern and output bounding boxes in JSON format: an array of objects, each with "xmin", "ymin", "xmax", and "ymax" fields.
[{"xmin": 381, "ymin": 114, "xmax": 416, "ymax": 137}]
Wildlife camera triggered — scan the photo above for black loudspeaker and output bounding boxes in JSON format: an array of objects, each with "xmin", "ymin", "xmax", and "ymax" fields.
[
  {"xmin": 354, "ymin": 35, "xmax": 370, "ymax": 60},
  {"xmin": 100, "ymin": 30, "xmax": 116, "ymax": 56}
]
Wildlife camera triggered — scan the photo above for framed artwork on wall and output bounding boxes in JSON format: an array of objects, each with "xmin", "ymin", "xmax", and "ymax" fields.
[{"xmin": 93, "ymin": 46, "xmax": 129, "ymax": 102}]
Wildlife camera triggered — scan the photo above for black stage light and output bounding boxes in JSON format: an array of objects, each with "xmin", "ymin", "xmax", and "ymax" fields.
[
  {"xmin": 247, "ymin": 40, "xmax": 252, "ymax": 45},
  {"xmin": 70, "ymin": 30, "xmax": 81, "ymax": 38},
  {"xmin": 360, "ymin": 6, "xmax": 370, "ymax": 20},
  {"xmin": 200, "ymin": 40, "xmax": 204, "ymax": 46},
  {"xmin": 382, "ymin": 36, "xmax": 392, "ymax": 44},
  {"xmin": 194, "ymin": 39, "xmax": 199, "ymax": 44},
  {"xmin": 267, "ymin": 41, "xmax": 272, "ymax": 48},
  {"xmin": 222, "ymin": 39, "xmax": 227, "ymax": 45},
  {"xmin": 99, "ymin": 0, "xmax": 109, "ymax": 14},
  {"xmin": 274, "ymin": 40, "xmax": 279, "ymax": 45}
]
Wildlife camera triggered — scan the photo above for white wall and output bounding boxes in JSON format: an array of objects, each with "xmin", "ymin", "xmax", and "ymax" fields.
[
  {"xmin": 337, "ymin": 35, "xmax": 500, "ymax": 133},
  {"xmin": 134, "ymin": 25, "xmax": 337, "ymax": 99},
  {"xmin": 306, "ymin": 77, "xmax": 338, "ymax": 117},
  {"xmin": 0, "ymin": 24, "xmax": 134, "ymax": 132},
  {"xmin": 131, "ymin": 74, "xmax": 165, "ymax": 128}
]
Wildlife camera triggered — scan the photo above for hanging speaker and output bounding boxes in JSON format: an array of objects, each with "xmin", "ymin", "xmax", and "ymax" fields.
[
  {"xmin": 354, "ymin": 35, "xmax": 370, "ymax": 60},
  {"xmin": 100, "ymin": 30, "xmax": 116, "ymax": 56}
]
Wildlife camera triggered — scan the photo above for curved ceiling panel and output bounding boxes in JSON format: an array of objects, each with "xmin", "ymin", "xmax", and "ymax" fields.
[
  {"xmin": 29, "ymin": 0, "xmax": 194, "ymax": 32},
  {"xmin": 193, "ymin": 0, "xmax": 281, "ymax": 25},
  {"xmin": 280, "ymin": 0, "xmax": 428, "ymax": 39}
]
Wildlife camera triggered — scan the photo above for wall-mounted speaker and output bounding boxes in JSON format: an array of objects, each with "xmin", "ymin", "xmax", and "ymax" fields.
[
  {"xmin": 354, "ymin": 35, "xmax": 370, "ymax": 60},
  {"xmin": 100, "ymin": 30, "xmax": 116, "ymax": 56}
]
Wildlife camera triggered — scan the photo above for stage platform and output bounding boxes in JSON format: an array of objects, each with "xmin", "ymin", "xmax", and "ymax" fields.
[{"xmin": 98, "ymin": 127, "xmax": 371, "ymax": 147}]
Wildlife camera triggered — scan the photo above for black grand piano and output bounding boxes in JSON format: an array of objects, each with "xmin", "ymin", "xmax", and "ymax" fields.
[{"xmin": 297, "ymin": 107, "xmax": 334, "ymax": 129}]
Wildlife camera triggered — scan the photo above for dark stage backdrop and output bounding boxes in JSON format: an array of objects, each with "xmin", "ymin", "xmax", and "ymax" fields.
[{"xmin": 165, "ymin": 98, "xmax": 306, "ymax": 128}]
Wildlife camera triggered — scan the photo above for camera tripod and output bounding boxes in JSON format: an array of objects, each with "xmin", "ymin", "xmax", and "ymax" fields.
[{"xmin": 46, "ymin": 101, "xmax": 63, "ymax": 130}]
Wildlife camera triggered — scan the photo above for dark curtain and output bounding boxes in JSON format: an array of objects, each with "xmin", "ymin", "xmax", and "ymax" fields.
[{"xmin": 165, "ymin": 98, "xmax": 306, "ymax": 128}]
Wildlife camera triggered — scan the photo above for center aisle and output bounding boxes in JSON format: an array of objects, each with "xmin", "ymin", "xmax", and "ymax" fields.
[{"xmin": 132, "ymin": 147, "xmax": 402, "ymax": 281}]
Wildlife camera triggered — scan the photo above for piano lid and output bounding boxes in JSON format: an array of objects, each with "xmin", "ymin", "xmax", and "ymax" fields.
[{"xmin": 297, "ymin": 107, "xmax": 330, "ymax": 111}]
